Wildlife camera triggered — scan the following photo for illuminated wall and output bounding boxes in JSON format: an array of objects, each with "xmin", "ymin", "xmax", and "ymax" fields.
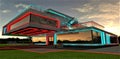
[
  {"xmin": 32, "ymin": 36, "xmax": 46, "ymax": 42},
  {"xmin": 57, "ymin": 31, "xmax": 92, "ymax": 41},
  {"xmin": 57, "ymin": 31, "xmax": 96, "ymax": 44}
]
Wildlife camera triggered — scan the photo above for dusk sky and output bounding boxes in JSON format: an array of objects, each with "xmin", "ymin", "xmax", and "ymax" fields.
[{"xmin": 0, "ymin": 0, "xmax": 120, "ymax": 38}]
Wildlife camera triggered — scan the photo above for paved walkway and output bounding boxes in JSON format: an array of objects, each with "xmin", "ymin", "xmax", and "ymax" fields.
[
  {"xmin": 20, "ymin": 48, "xmax": 64, "ymax": 53},
  {"xmin": 19, "ymin": 46, "xmax": 120, "ymax": 55},
  {"xmin": 87, "ymin": 46, "xmax": 120, "ymax": 54}
]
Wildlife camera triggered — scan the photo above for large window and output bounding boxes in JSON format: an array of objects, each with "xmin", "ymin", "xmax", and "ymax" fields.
[
  {"xmin": 57, "ymin": 31, "xmax": 93, "ymax": 44},
  {"xmin": 109, "ymin": 34, "xmax": 118, "ymax": 43},
  {"xmin": 92, "ymin": 31, "xmax": 101, "ymax": 43},
  {"xmin": 32, "ymin": 36, "xmax": 46, "ymax": 43},
  {"xmin": 30, "ymin": 15, "xmax": 57, "ymax": 27},
  {"xmin": 10, "ymin": 16, "xmax": 30, "ymax": 30}
]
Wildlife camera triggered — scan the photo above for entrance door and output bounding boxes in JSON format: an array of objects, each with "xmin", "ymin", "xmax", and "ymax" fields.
[
  {"xmin": 46, "ymin": 32, "xmax": 55, "ymax": 46},
  {"xmin": 49, "ymin": 36, "xmax": 54, "ymax": 45}
]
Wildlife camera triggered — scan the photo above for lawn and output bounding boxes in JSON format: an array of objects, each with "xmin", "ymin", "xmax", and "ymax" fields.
[
  {"xmin": 0, "ymin": 50, "xmax": 119, "ymax": 59},
  {"xmin": 0, "ymin": 44, "xmax": 29, "ymax": 47}
]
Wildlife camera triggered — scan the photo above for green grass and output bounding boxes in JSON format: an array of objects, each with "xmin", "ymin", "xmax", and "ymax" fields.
[
  {"xmin": 0, "ymin": 50, "xmax": 119, "ymax": 59},
  {"xmin": 0, "ymin": 44, "xmax": 29, "ymax": 47},
  {"xmin": 0, "ymin": 44, "xmax": 10, "ymax": 47}
]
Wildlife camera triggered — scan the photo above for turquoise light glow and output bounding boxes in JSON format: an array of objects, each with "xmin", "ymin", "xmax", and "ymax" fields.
[
  {"xmin": 34, "ymin": 43, "xmax": 46, "ymax": 45},
  {"xmin": 57, "ymin": 27, "xmax": 108, "ymax": 46},
  {"xmin": 46, "ymin": 9, "xmax": 76, "ymax": 29},
  {"xmin": 46, "ymin": 10, "xmax": 67, "ymax": 18},
  {"xmin": 54, "ymin": 33, "xmax": 57, "ymax": 45},
  {"xmin": 3, "ymin": 27, "xmax": 7, "ymax": 34},
  {"xmin": 106, "ymin": 34, "xmax": 111, "ymax": 44},
  {"xmin": 92, "ymin": 28, "xmax": 106, "ymax": 45},
  {"xmin": 101, "ymin": 32, "xmax": 106, "ymax": 44},
  {"xmin": 57, "ymin": 27, "xmax": 107, "ymax": 45},
  {"xmin": 63, "ymin": 43, "xmax": 104, "ymax": 46}
]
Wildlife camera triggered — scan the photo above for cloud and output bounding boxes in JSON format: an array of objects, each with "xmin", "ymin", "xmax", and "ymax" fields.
[
  {"xmin": 72, "ymin": 4, "xmax": 93, "ymax": 12},
  {"xmin": 90, "ymin": 0, "xmax": 101, "ymax": 2},
  {"xmin": 74, "ymin": 1, "xmax": 120, "ymax": 35},
  {"xmin": 98, "ymin": 3, "xmax": 119, "ymax": 14},
  {"xmin": 104, "ymin": 27, "xmax": 120, "ymax": 35},
  {"xmin": 15, "ymin": 3, "xmax": 30, "ymax": 12},
  {"xmin": 88, "ymin": 14, "xmax": 118, "ymax": 20},
  {"xmin": 0, "ymin": 3, "xmax": 1, "ymax": 7},
  {"xmin": 1, "ymin": 10, "xmax": 11, "ymax": 13},
  {"xmin": 0, "ymin": 0, "xmax": 3, "ymax": 7},
  {"xmin": 15, "ymin": 3, "xmax": 29, "ymax": 8},
  {"xmin": 77, "ymin": 1, "xmax": 119, "ymax": 21}
]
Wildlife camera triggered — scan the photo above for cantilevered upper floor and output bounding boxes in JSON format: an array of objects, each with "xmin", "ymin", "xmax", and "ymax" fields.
[{"xmin": 2, "ymin": 5, "xmax": 78, "ymax": 36}]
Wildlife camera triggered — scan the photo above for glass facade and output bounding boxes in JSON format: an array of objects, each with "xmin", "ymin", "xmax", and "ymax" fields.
[
  {"xmin": 32, "ymin": 36, "xmax": 46, "ymax": 42},
  {"xmin": 30, "ymin": 14, "xmax": 57, "ymax": 27},
  {"xmin": 92, "ymin": 31, "xmax": 101, "ymax": 43},
  {"xmin": 3, "ymin": 27, "xmax": 7, "ymax": 34},
  {"xmin": 10, "ymin": 15, "xmax": 30, "ymax": 30},
  {"xmin": 57, "ymin": 31, "xmax": 94, "ymax": 44},
  {"xmin": 109, "ymin": 34, "xmax": 118, "ymax": 43}
]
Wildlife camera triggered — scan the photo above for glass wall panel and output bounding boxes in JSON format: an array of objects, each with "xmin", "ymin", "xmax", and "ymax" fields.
[
  {"xmin": 57, "ymin": 31, "xmax": 94, "ymax": 44},
  {"xmin": 92, "ymin": 31, "xmax": 101, "ymax": 43},
  {"xmin": 105, "ymin": 34, "xmax": 111, "ymax": 44},
  {"xmin": 32, "ymin": 36, "xmax": 46, "ymax": 45},
  {"xmin": 10, "ymin": 15, "xmax": 30, "ymax": 30},
  {"xmin": 3, "ymin": 27, "xmax": 7, "ymax": 34},
  {"xmin": 109, "ymin": 34, "xmax": 118, "ymax": 43},
  {"xmin": 30, "ymin": 15, "xmax": 57, "ymax": 27},
  {"xmin": 32, "ymin": 36, "xmax": 46, "ymax": 43}
]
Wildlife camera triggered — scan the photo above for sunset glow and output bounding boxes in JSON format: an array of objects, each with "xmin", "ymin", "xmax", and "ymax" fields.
[{"xmin": 0, "ymin": 0, "xmax": 120, "ymax": 39}]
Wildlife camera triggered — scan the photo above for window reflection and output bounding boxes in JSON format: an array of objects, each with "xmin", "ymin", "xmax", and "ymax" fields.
[
  {"xmin": 10, "ymin": 16, "xmax": 30, "ymax": 30},
  {"xmin": 31, "ymin": 15, "xmax": 57, "ymax": 27},
  {"xmin": 57, "ymin": 31, "xmax": 94, "ymax": 44},
  {"xmin": 109, "ymin": 34, "xmax": 118, "ymax": 43},
  {"xmin": 92, "ymin": 31, "xmax": 101, "ymax": 43}
]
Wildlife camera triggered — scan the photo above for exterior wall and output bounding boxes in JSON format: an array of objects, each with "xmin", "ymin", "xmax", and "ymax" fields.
[
  {"xmin": 92, "ymin": 28, "xmax": 118, "ymax": 45},
  {"xmin": 3, "ymin": 11, "xmax": 60, "ymax": 36},
  {"xmin": 3, "ymin": 12, "xmax": 31, "ymax": 35},
  {"xmin": 3, "ymin": 15, "xmax": 30, "ymax": 35},
  {"xmin": 10, "ymin": 15, "xmax": 30, "ymax": 30},
  {"xmin": 20, "ymin": 27, "xmax": 118, "ymax": 46},
  {"xmin": 30, "ymin": 14, "xmax": 57, "ymax": 27},
  {"xmin": 106, "ymin": 33, "xmax": 118, "ymax": 44}
]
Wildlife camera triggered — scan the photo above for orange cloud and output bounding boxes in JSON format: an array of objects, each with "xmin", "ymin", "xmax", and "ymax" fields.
[{"xmin": 75, "ymin": 2, "xmax": 120, "ymax": 36}]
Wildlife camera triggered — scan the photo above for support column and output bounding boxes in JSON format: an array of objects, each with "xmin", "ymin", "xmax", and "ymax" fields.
[
  {"xmin": 46, "ymin": 35, "xmax": 49, "ymax": 45},
  {"xmin": 54, "ymin": 33, "xmax": 57, "ymax": 45},
  {"xmin": 92, "ymin": 28, "xmax": 106, "ymax": 45},
  {"xmin": 100, "ymin": 32, "xmax": 106, "ymax": 45},
  {"xmin": 106, "ymin": 34, "xmax": 111, "ymax": 44}
]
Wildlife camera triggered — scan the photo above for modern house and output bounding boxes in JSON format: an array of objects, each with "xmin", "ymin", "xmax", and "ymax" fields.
[{"xmin": 2, "ymin": 5, "xmax": 119, "ymax": 46}]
